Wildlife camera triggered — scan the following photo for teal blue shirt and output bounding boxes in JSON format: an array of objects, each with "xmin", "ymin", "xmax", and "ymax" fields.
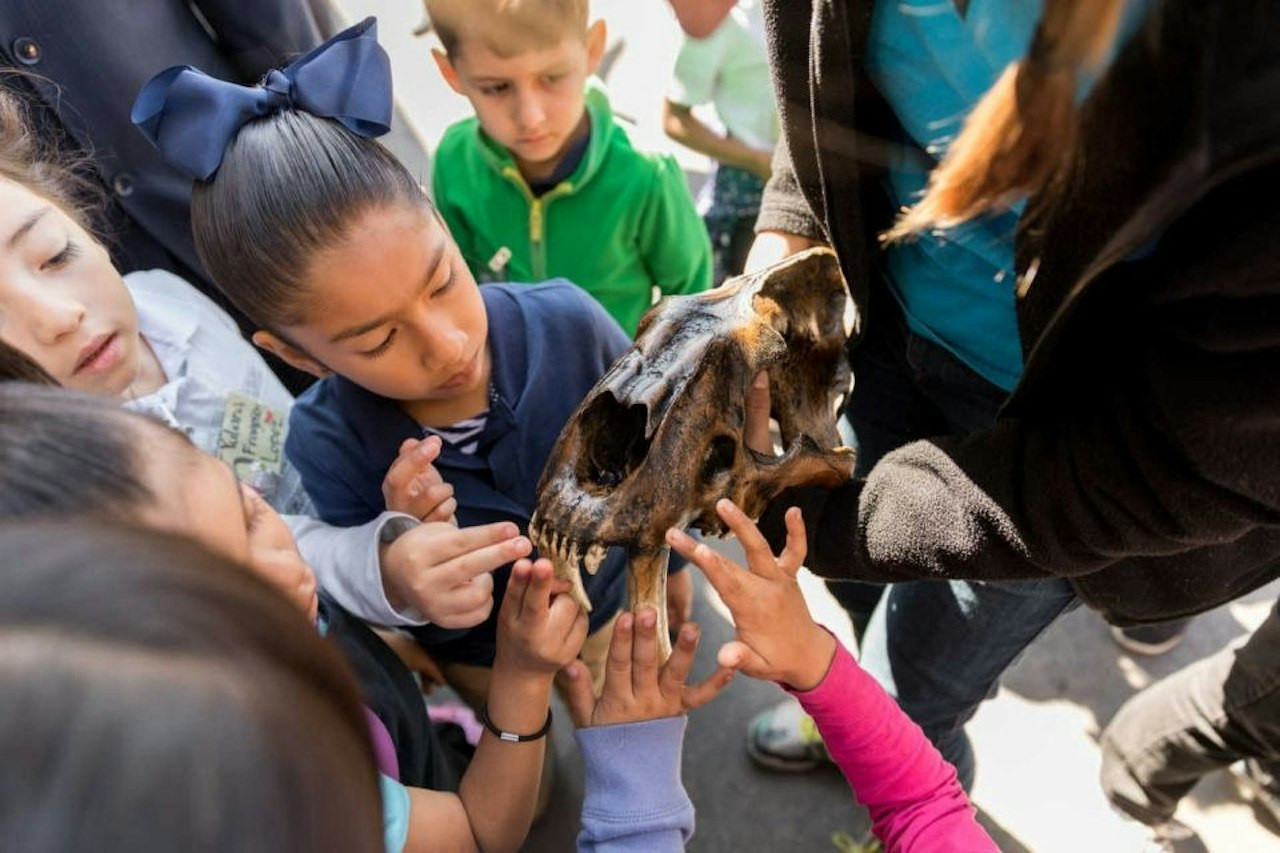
[{"xmin": 866, "ymin": 0, "xmax": 1153, "ymax": 391}]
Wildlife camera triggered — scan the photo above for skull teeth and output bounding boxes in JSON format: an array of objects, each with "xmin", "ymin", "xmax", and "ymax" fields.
[{"xmin": 528, "ymin": 521, "xmax": 601, "ymax": 614}]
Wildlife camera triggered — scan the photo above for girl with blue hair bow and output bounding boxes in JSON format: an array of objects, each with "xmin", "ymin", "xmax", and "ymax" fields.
[{"xmin": 128, "ymin": 16, "xmax": 734, "ymax": 851}]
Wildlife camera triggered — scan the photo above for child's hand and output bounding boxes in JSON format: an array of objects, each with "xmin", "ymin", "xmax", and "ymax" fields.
[
  {"xmin": 665, "ymin": 500, "xmax": 836, "ymax": 691},
  {"xmin": 382, "ymin": 521, "xmax": 532, "ymax": 627},
  {"xmin": 562, "ymin": 608, "xmax": 735, "ymax": 728},
  {"xmin": 666, "ymin": 568, "xmax": 695, "ymax": 630},
  {"xmin": 495, "ymin": 558, "xmax": 589, "ymax": 677},
  {"xmin": 744, "ymin": 371, "xmax": 775, "ymax": 456},
  {"xmin": 383, "ymin": 436, "xmax": 457, "ymax": 523}
]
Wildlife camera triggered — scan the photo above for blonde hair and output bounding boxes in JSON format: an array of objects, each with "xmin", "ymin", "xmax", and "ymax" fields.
[
  {"xmin": 883, "ymin": 0, "xmax": 1125, "ymax": 242},
  {"xmin": 424, "ymin": 0, "xmax": 590, "ymax": 58}
]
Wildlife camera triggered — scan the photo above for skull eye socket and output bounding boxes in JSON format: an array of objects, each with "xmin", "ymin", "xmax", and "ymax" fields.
[
  {"xmin": 577, "ymin": 395, "xmax": 651, "ymax": 490},
  {"xmin": 700, "ymin": 435, "xmax": 737, "ymax": 483}
]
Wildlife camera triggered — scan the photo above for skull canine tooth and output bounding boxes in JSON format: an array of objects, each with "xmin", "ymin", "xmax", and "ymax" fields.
[{"xmin": 583, "ymin": 543, "xmax": 606, "ymax": 576}]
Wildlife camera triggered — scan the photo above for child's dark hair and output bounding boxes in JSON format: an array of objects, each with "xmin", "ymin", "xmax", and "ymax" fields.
[
  {"xmin": 0, "ymin": 342, "xmax": 58, "ymax": 385},
  {"xmin": 0, "ymin": 383, "xmax": 156, "ymax": 520},
  {"xmin": 190, "ymin": 110, "xmax": 428, "ymax": 332},
  {"xmin": 0, "ymin": 83, "xmax": 102, "ymax": 235},
  {"xmin": 0, "ymin": 520, "xmax": 382, "ymax": 852}
]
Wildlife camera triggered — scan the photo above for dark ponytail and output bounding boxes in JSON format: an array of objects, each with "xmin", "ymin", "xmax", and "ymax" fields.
[{"xmin": 190, "ymin": 110, "xmax": 427, "ymax": 331}]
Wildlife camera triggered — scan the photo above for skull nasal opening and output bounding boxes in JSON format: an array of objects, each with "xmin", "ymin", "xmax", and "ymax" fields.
[{"xmin": 576, "ymin": 394, "xmax": 651, "ymax": 490}]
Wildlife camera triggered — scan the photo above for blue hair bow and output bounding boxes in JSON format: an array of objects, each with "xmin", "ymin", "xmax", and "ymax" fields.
[{"xmin": 132, "ymin": 17, "xmax": 392, "ymax": 181}]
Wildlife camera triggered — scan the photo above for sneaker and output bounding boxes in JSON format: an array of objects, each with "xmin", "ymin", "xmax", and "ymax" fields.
[
  {"xmin": 1230, "ymin": 759, "xmax": 1280, "ymax": 831},
  {"xmin": 1111, "ymin": 619, "xmax": 1190, "ymax": 656},
  {"xmin": 746, "ymin": 697, "xmax": 831, "ymax": 772}
]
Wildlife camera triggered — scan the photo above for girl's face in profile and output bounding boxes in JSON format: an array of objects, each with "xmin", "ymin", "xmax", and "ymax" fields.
[
  {"xmin": 140, "ymin": 424, "xmax": 319, "ymax": 623},
  {"xmin": 258, "ymin": 202, "xmax": 491, "ymax": 413},
  {"xmin": 0, "ymin": 178, "xmax": 155, "ymax": 397}
]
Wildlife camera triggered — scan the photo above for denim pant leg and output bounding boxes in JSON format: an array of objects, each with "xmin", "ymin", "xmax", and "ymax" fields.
[
  {"xmin": 827, "ymin": 305, "xmax": 1009, "ymax": 636},
  {"xmin": 859, "ymin": 576, "xmax": 1079, "ymax": 791},
  {"xmin": 1101, "ymin": 598, "xmax": 1280, "ymax": 825}
]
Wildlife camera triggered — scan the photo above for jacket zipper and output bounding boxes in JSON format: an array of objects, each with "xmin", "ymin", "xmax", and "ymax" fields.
[{"xmin": 502, "ymin": 166, "xmax": 573, "ymax": 281}]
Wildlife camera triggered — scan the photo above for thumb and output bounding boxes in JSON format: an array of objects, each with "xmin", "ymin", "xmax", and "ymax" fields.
[
  {"xmin": 560, "ymin": 660, "xmax": 596, "ymax": 728},
  {"xmin": 744, "ymin": 371, "xmax": 773, "ymax": 455},
  {"xmin": 717, "ymin": 640, "xmax": 770, "ymax": 679}
]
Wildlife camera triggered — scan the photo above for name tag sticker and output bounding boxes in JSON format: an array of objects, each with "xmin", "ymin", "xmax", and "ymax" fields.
[{"xmin": 217, "ymin": 391, "xmax": 287, "ymax": 489}]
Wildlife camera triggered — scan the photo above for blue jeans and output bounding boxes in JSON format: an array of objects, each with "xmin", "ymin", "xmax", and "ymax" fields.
[
  {"xmin": 836, "ymin": 302, "xmax": 1078, "ymax": 789},
  {"xmin": 860, "ymin": 577, "xmax": 1077, "ymax": 791},
  {"xmin": 829, "ymin": 303, "xmax": 1014, "ymax": 626}
]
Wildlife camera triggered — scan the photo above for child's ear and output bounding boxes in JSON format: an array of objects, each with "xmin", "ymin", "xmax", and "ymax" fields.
[
  {"xmin": 251, "ymin": 331, "xmax": 332, "ymax": 379},
  {"xmin": 432, "ymin": 48, "xmax": 465, "ymax": 95},
  {"xmin": 585, "ymin": 20, "xmax": 608, "ymax": 76}
]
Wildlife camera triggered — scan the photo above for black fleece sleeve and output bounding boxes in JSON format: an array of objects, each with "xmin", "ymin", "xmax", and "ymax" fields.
[{"xmin": 762, "ymin": 164, "xmax": 1280, "ymax": 585}]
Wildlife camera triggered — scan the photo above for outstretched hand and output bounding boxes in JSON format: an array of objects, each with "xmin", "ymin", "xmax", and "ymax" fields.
[
  {"xmin": 381, "ymin": 520, "xmax": 530, "ymax": 628},
  {"xmin": 666, "ymin": 499, "xmax": 836, "ymax": 691},
  {"xmin": 561, "ymin": 607, "xmax": 735, "ymax": 728}
]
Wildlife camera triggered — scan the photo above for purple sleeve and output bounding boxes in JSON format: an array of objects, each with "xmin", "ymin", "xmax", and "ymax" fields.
[
  {"xmin": 575, "ymin": 715, "xmax": 693, "ymax": 852},
  {"xmin": 787, "ymin": 639, "xmax": 996, "ymax": 852}
]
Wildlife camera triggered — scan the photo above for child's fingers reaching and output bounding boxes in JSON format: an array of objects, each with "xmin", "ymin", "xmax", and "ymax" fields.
[
  {"xmin": 666, "ymin": 527, "xmax": 739, "ymax": 598},
  {"xmin": 518, "ymin": 559, "xmax": 554, "ymax": 620},
  {"xmin": 682, "ymin": 665, "xmax": 736, "ymax": 711},
  {"xmin": 778, "ymin": 506, "xmax": 808, "ymax": 575},
  {"xmin": 605, "ymin": 611, "xmax": 635, "ymax": 695},
  {"xmin": 715, "ymin": 499, "xmax": 782, "ymax": 577},
  {"xmin": 744, "ymin": 371, "xmax": 773, "ymax": 454},
  {"xmin": 743, "ymin": 371, "xmax": 774, "ymax": 455},
  {"xmin": 560, "ymin": 659, "xmax": 597, "ymax": 727},
  {"xmin": 630, "ymin": 607, "xmax": 660, "ymax": 694},
  {"xmin": 441, "ymin": 534, "xmax": 532, "ymax": 586},
  {"xmin": 658, "ymin": 622, "xmax": 700, "ymax": 698},
  {"xmin": 717, "ymin": 640, "xmax": 770, "ymax": 680},
  {"xmin": 502, "ymin": 558, "xmax": 533, "ymax": 618},
  {"xmin": 546, "ymin": 588, "xmax": 587, "ymax": 642}
]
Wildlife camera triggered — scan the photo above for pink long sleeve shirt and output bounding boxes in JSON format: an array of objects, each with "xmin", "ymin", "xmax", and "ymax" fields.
[{"xmin": 787, "ymin": 640, "xmax": 997, "ymax": 852}]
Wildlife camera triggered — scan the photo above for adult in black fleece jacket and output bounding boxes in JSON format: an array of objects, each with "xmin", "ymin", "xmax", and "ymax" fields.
[{"xmin": 751, "ymin": 0, "xmax": 1280, "ymax": 783}]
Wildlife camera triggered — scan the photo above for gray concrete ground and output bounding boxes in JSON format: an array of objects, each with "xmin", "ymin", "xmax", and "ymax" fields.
[{"xmin": 335, "ymin": 2, "xmax": 1280, "ymax": 849}]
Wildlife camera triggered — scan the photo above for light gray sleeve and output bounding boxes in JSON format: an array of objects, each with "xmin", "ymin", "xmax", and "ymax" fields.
[{"xmin": 285, "ymin": 512, "xmax": 428, "ymax": 627}]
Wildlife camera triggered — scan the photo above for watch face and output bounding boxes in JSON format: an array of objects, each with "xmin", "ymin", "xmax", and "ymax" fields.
[{"xmin": 379, "ymin": 515, "xmax": 420, "ymax": 544}]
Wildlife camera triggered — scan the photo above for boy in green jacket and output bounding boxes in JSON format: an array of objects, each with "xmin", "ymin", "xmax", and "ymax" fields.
[{"xmin": 423, "ymin": 0, "xmax": 713, "ymax": 336}]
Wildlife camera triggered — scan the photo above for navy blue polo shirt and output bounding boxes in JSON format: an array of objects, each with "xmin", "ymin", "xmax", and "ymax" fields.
[{"xmin": 288, "ymin": 281, "xmax": 631, "ymax": 665}]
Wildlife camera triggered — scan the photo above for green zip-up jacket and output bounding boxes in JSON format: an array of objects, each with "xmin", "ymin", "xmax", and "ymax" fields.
[{"xmin": 431, "ymin": 83, "xmax": 712, "ymax": 336}]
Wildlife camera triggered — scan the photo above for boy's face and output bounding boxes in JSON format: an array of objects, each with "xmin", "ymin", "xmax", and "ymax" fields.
[
  {"xmin": 0, "ymin": 178, "xmax": 146, "ymax": 396},
  {"xmin": 258, "ymin": 202, "xmax": 490, "ymax": 408},
  {"xmin": 434, "ymin": 20, "xmax": 606, "ymax": 178}
]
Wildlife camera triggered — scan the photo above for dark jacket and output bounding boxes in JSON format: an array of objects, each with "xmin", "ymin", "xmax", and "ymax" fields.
[
  {"xmin": 757, "ymin": 0, "xmax": 1280, "ymax": 625},
  {"xmin": 288, "ymin": 282, "xmax": 631, "ymax": 665},
  {"xmin": 0, "ymin": 1, "xmax": 322, "ymax": 291}
]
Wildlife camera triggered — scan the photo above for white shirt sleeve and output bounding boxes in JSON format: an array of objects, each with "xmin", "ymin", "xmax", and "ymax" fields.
[{"xmin": 285, "ymin": 512, "xmax": 427, "ymax": 627}]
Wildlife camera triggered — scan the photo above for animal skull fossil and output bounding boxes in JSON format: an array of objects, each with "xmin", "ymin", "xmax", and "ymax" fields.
[{"xmin": 531, "ymin": 248, "xmax": 857, "ymax": 655}]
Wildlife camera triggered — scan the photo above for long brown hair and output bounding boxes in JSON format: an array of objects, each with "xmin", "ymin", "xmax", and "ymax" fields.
[
  {"xmin": 883, "ymin": 0, "xmax": 1125, "ymax": 242},
  {"xmin": 0, "ymin": 82, "xmax": 101, "ymax": 233}
]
